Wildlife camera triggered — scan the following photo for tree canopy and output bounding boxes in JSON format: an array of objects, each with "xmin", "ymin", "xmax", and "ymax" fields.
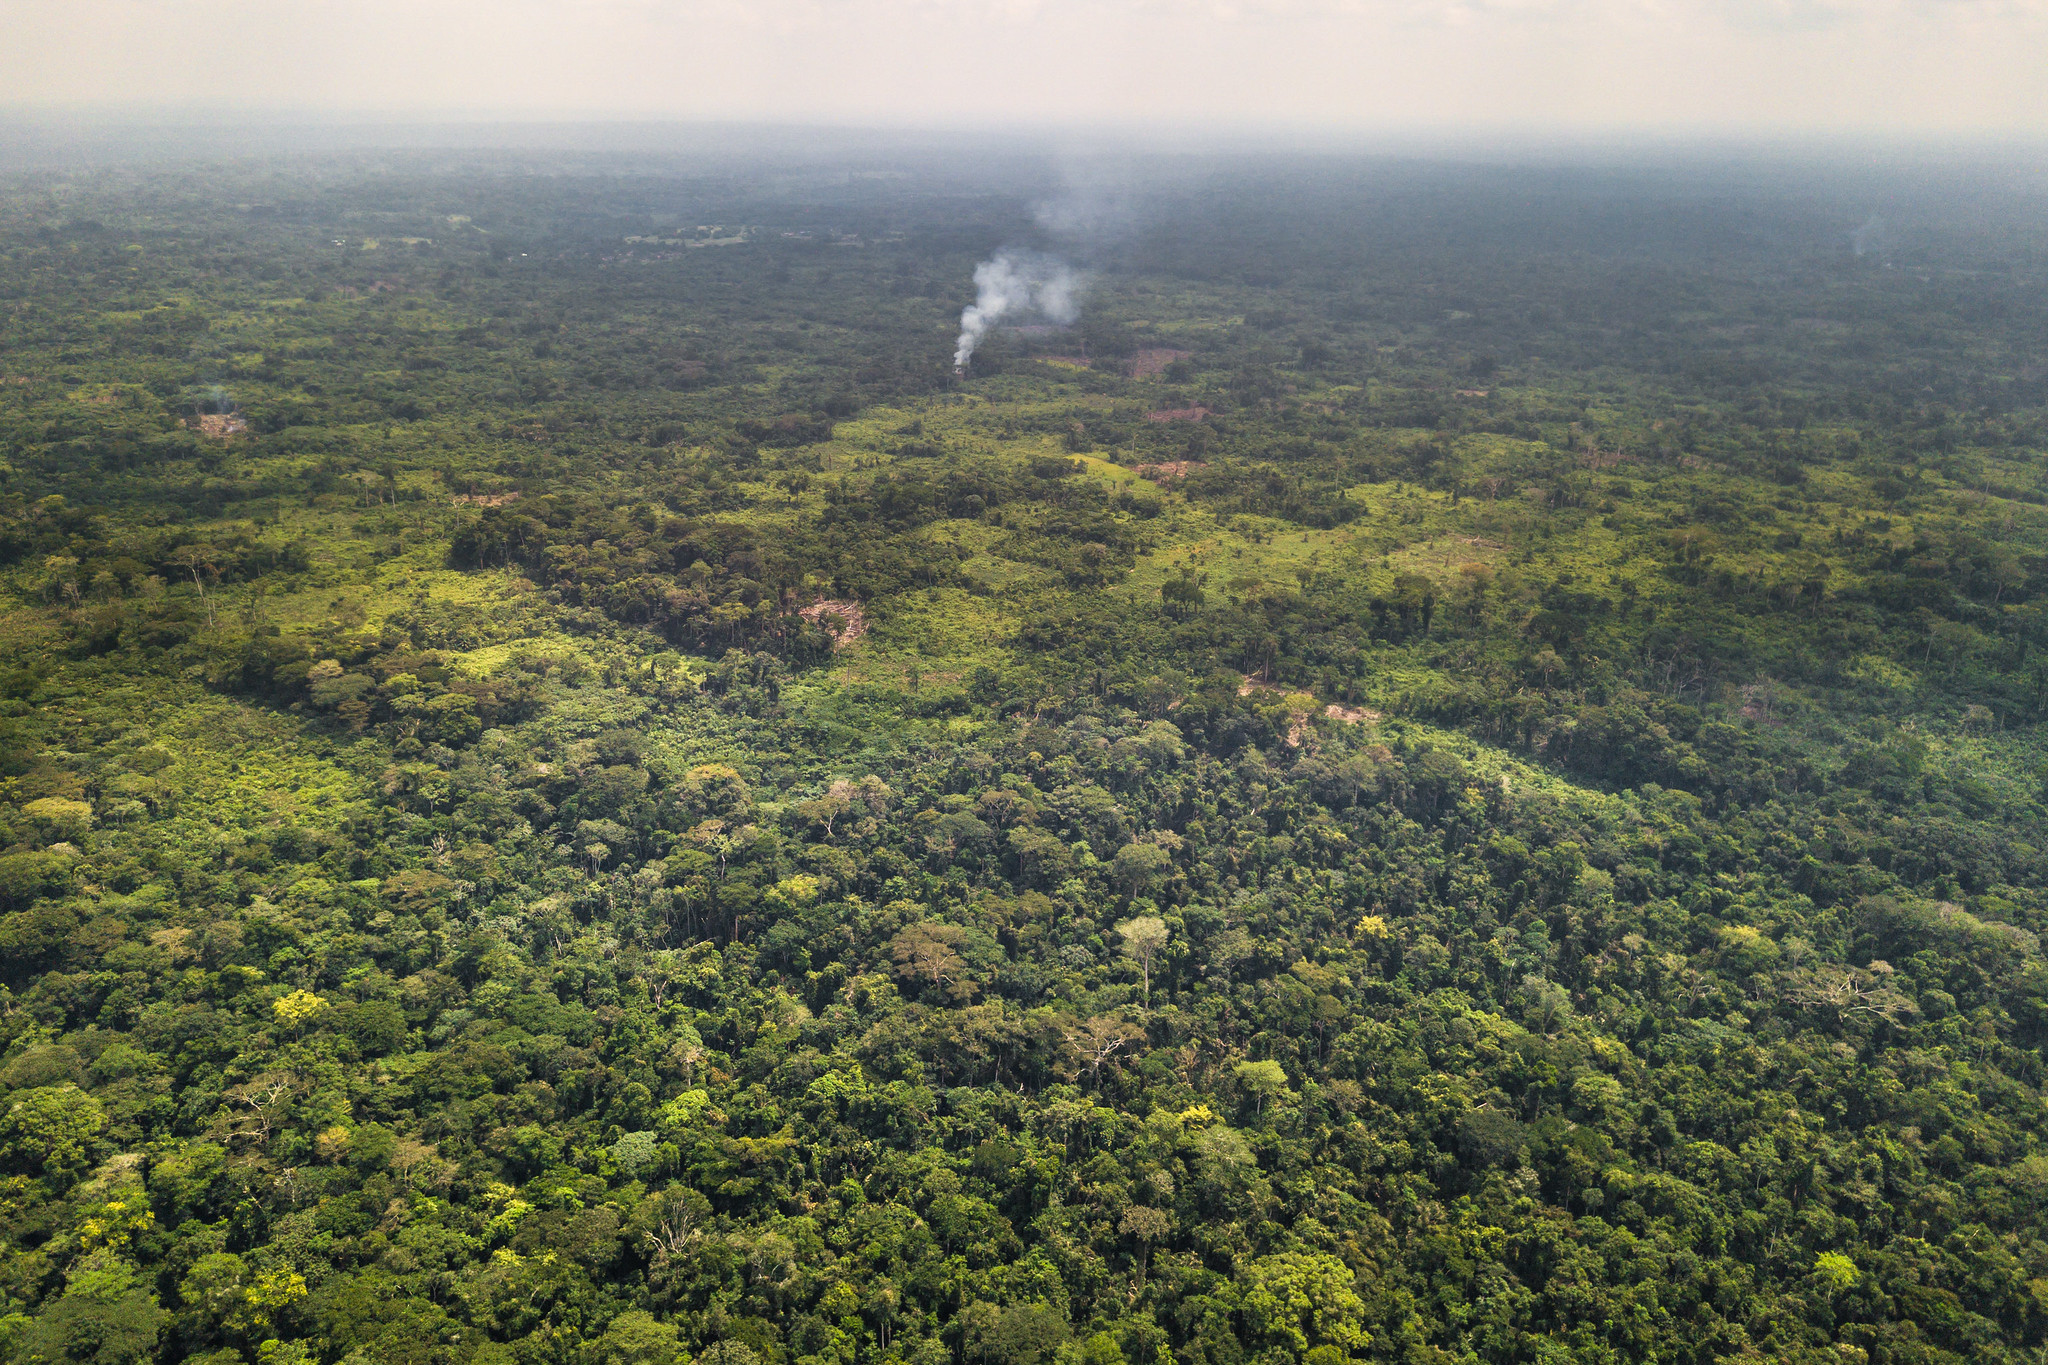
[{"xmin": 0, "ymin": 146, "xmax": 2046, "ymax": 1365}]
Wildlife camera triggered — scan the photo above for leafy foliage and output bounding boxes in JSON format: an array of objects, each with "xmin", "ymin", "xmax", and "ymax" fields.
[{"xmin": 0, "ymin": 149, "xmax": 2046, "ymax": 1365}]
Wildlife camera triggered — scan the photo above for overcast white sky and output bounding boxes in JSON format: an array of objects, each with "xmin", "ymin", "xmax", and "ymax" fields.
[{"xmin": 3, "ymin": 0, "xmax": 2044, "ymax": 137}]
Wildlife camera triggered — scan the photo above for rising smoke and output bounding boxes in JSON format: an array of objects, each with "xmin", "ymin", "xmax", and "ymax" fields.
[
  {"xmin": 1850, "ymin": 215, "xmax": 1889, "ymax": 258},
  {"xmin": 953, "ymin": 249, "xmax": 1084, "ymax": 371},
  {"xmin": 951, "ymin": 165, "xmax": 1150, "ymax": 373}
]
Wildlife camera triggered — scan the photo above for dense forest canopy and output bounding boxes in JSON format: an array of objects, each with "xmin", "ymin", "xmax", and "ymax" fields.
[{"xmin": 1, "ymin": 142, "xmax": 2048, "ymax": 1365}]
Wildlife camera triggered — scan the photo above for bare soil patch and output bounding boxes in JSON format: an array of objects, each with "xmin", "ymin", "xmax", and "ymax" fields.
[
  {"xmin": 191, "ymin": 414, "xmax": 248, "ymax": 438},
  {"xmin": 1134, "ymin": 461, "xmax": 1205, "ymax": 483},
  {"xmin": 1235, "ymin": 678, "xmax": 1380, "ymax": 742},
  {"xmin": 1145, "ymin": 407, "xmax": 1210, "ymax": 423},
  {"xmin": 802, "ymin": 599, "xmax": 868, "ymax": 649},
  {"xmin": 1129, "ymin": 348, "xmax": 1190, "ymax": 378}
]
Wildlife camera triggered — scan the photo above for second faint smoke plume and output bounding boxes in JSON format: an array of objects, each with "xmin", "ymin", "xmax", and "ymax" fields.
[{"xmin": 954, "ymin": 250, "xmax": 1083, "ymax": 371}]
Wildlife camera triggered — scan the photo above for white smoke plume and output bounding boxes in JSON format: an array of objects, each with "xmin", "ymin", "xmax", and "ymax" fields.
[
  {"xmin": 1851, "ymin": 214, "xmax": 1888, "ymax": 257},
  {"xmin": 953, "ymin": 249, "xmax": 1084, "ymax": 371}
]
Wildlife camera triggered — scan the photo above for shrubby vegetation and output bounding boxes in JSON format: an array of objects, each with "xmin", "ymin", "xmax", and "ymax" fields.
[{"xmin": 0, "ymin": 149, "xmax": 2046, "ymax": 1365}]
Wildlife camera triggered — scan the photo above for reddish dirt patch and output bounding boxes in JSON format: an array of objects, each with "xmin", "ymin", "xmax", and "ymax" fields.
[
  {"xmin": 191, "ymin": 414, "xmax": 248, "ymax": 438},
  {"xmin": 1145, "ymin": 407, "xmax": 1210, "ymax": 423},
  {"xmin": 1234, "ymin": 679, "xmax": 1380, "ymax": 742},
  {"xmin": 1129, "ymin": 348, "xmax": 1190, "ymax": 378},
  {"xmin": 453, "ymin": 492, "xmax": 522, "ymax": 507},
  {"xmin": 801, "ymin": 599, "xmax": 868, "ymax": 648},
  {"xmin": 1133, "ymin": 460, "xmax": 1205, "ymax": 483}
]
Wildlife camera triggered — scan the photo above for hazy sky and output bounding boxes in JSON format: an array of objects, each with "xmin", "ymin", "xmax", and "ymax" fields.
[{"xmin": 4, "ymin": 0, "xmax": 2045, "ymax": 136}]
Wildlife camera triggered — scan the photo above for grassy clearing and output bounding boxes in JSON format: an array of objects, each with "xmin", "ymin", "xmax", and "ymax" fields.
[
  {"xmin": 828, "ymin": 585, "xmax": 1018, "ymax": 688},
  {"xmin": 1119, "ymin": 505, "xmax": 1365, "ymax": 606},
  {"xmin": 922, "ymin": 518, "xmax": 1056, "ymax": 592}
]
